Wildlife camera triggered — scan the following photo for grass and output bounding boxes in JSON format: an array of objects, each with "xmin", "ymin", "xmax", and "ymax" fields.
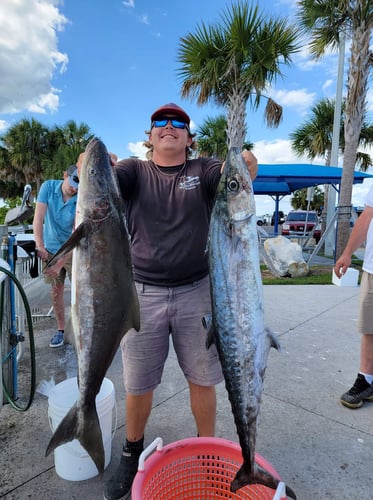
[{"xmin": 261, "ymin": 258, "xmax": 363, "ymax": 285}]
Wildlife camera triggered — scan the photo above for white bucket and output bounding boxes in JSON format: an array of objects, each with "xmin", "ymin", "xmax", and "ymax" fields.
[{"xmin": 48, "ymin": 377, "xmax": 116, "ymax": 481}]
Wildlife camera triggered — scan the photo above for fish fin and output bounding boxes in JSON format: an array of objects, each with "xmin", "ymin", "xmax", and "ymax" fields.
[
  {"xmin": 131, "ymin": 282, "xmax": 141, "ymax": 332},
  {"xmin": 45, "ymin": 401, "xmax": 105, "ymax": 474},
  {"xmin": 201, "ymin": 314, "xmax": 215, "ymax": 349},
  {"xmin": 231, "ymin": 462, "xmax": 297, "ymax": 499},
  {"xmin": 266, "ymin": 327, "xmax": 281, "ymax": 351},
  {"xmin": 232, "ymin": 232, "xmax": 240, "ymax": 251},
  {"xmin": 46, "ymin": 222, "xmax": 87, "ymax": 267},
  {"xmin": 206, "ymin": 326, "xmax": 216, "ymax": 349}
]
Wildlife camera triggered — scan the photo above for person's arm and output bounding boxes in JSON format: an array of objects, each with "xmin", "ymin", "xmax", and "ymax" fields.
[
  {"xmin": 242, "ymin": 149, "xmax": 258, "ymax": 180},
  {"xmin": 33, "ymin": 201, "xmax": 49, "ymax": 262},
  {"xmin": 334, "ymin": 205, "xmax": 373, "ymax": 277}
]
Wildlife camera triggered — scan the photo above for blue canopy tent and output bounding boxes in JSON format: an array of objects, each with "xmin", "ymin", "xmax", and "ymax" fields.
[{"xmin": 253, "ymin": 163, "xmax": 373, "ymax": 233}]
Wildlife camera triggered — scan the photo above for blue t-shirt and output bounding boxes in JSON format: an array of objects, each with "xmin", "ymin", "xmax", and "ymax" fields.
[{"xmin": 37, "ymin": 180, "xmax": 77, "ymax": 253}]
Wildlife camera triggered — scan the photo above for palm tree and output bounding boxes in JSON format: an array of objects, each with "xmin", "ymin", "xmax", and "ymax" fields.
[
  {"xmin": 55, "ymin": 120, "xmax": 93, "ymax": 159},
  {"xmin": 291, "ymin": 98, "xmax": 373, "ymax": 168},
  {"xmin": 290, "ymin": 98, "xmax": 339, "ymax": 166},
  {"xmin": 44, "ymin": 120, "xmax": 94, "ymax": 179},
  {"xmin": 291, "ymin": 186, "xmax": 324, "ymax": 212},
  {"xmin": 196, "ymin": 115, "xmax": 229, "ymax": 160},
  {"xmin": 290, "ymin": 98, "xmax": 373, "ymax": 236},
  {"xmin": 178, "ymin": 1, "xmax": 300, "ymax": 150},
  {"xmin": 1, "ymin": 118, "xmax": 50, "ymax": 192},
  {"xmin": 297, "ymin": 0, "xmax": 373, "ymax": 258},
  {"xmin": 0, "ymin": 146, "xmax": 24, "ymax": 198},
  {"xmin": 196, "ymin": 114, "xmax": 253, "ymax": 160},
  {"xmin": 290, "ymin": 97, "xmax": 339, "ymax": 239}
]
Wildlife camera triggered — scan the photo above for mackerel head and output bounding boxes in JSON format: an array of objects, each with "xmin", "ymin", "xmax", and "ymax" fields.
[
  {"xmin": 45, "ymin": 138, "xmax": 140, "ymax": 473},
  {"xmin": 208, "ymin": 147, "xmax": 296, "ymax": 498}
]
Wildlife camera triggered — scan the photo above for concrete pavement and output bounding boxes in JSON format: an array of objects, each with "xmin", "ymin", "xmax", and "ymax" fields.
[{"xmin": 1, "ymin": 280, "xmax": 373, "ymax": 499}]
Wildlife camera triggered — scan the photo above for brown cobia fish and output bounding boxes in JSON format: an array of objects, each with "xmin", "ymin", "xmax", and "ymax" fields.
[
  {"xmin": 208, "ymin": 147, "xmax": 296, "ymax": 498},
  {"xmin": 45, "ymin": 138, "xmax": 140, "ymax": 473}
]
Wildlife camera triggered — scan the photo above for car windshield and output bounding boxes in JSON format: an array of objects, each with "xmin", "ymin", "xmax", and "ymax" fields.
[{"xmin": 287, "ymin": 212, "xmax": 318, "ymax": 222}]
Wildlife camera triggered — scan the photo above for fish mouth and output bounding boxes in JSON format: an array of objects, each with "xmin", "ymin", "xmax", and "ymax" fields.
[{"xmin": 232, "ymin": 211, "xmax": 253, "ymax": 222}]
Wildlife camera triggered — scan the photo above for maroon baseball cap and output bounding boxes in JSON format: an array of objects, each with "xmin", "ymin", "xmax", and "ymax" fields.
[{"xmin": 151, "ymin": 103, "xmax": 190, "ymax": 125}]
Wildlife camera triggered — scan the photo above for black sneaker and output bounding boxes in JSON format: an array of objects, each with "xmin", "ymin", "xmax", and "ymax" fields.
[
  {"xmin": 103, "ymin": 446, "xmax": 142, "ymax": 500},
  {"xmin": 340, "ymin": 373, "xmax": 373, "ymax": 409}
]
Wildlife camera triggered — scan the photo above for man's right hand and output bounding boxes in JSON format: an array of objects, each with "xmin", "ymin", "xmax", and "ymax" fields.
[{"xmin": 334, "ymin": 254, "xmax": 351, "ymax": 278}]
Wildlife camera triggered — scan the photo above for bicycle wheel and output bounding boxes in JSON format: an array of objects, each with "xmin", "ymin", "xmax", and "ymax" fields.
[{"xmin": 0, "ymin": 265, "xmax": 35, "ymax": 411}]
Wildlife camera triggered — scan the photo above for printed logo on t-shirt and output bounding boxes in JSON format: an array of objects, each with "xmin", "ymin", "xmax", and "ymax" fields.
[{"xmin": 179, "ymin": 175, "xmax": 200, "ymax": 190}]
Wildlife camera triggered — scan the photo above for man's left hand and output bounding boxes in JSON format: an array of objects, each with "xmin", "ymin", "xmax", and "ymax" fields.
[{"xmin": 242, "ymin": 149, "xmax": 258, "ymax": 181}]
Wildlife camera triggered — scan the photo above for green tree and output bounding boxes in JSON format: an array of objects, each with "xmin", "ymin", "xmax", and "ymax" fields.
[
  {"xmin": 1, "ymin": 118, "xmax": 50, "ymax": 192},
  {"xmin": 44, "ymin": 120, "xmax": 94, "ymax": 179},
  {"xmin": 178, "ymin": 1, "xmax": 300, "ymax": 150},
  {"xmin": 290, "ymin": 97, "xmax": 373, "ymax": 238},
  {"xmin": 290, "ymin": 98, "xmax": 338, "ymax": 166},
  {"xmin": 297, "ymin": 0, "xmax": 373, "ymax": 258},
  {"xmin": 291, "ymin": 186, "xmax": 324, "ymax": 212},
  {"xmin": 196, "ymin": 114, "xmax": 253, "ymax": 160}
]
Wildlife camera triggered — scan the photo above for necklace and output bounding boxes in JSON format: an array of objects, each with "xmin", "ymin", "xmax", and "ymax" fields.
[{"xmin": 152, "ymin": 160, "xmax": 187, "ymax": 175}]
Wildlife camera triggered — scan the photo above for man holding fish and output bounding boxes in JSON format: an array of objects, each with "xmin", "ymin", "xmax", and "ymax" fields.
[{"xmin": 104, "ymin": 103, "xmax": 258, "ymax": 500}]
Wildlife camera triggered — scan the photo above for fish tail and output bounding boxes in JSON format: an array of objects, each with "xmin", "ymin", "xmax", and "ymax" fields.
[
  {"xmin": 45, "ymin": 402, "xmax": 105, "ymax": 474},
  {"xmin": 231, "ymin": 462, "xmax": 297, "ymax": 499}
]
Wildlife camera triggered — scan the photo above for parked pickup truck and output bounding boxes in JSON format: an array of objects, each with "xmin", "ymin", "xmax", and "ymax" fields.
[{"xmin": 281, "ymin": 210, "xmax": 321, "ymax": 242}]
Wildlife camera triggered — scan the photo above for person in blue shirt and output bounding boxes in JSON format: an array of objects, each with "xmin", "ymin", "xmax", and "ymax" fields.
[{"xmin": 33, "ymin": 162, "xmax": 80, "ymax": 347}]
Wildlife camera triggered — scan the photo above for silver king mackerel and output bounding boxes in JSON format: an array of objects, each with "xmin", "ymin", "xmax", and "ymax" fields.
[
  {"xmin": 45, "ymin": 138, "xmax": 140, "ymax": 473},
  {"xmin": 208, "ymin": 147, "xmax": 296, "ymax": 498}
]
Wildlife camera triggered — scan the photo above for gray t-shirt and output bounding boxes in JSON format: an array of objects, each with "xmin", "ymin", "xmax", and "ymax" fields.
[{"xmin": 115, "ymin": 157, "xmax": 221, "ymax": 286}]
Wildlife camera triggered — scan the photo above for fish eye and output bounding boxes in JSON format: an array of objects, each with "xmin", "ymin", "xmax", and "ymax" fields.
[
  {"xmin": 89, "ymin": 167, "xmax": 96, "ymax": 175},
  {"xmin": 228, "ymin": 178, "xmax": 240, "ymax": 192}
]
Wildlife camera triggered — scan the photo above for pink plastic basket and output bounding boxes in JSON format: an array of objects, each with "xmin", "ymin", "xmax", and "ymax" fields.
[{"xmin": 131, "ymin": 437, "xmax": 286, "ymax": 500}]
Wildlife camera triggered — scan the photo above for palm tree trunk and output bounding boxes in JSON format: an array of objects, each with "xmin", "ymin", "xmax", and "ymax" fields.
[
  {"xmin": 336, "ymin": 21, "xmax": 371, "ymax": 259},
  {"xmin": 226, "ymin": 89, "xmax": 247, "ymax": 150}
]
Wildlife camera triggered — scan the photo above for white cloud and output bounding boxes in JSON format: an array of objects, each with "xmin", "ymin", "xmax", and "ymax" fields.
[
  {"xmin": 189, "ymin": 119, "xmax": 197, "ymax": 132},
  {"xmin": 0, "ymin": 120, "xmax": 9, "ymax": 132},
  {"xmin": 0, "ymin": 0, "xmax": 68, "ymax": 115},
  {"xmin": 322, "ymin": 79, "xmax": 333, "ymax": 92},
  {"xmin": 127, "ymin": 141, "xmax": 147, "ymax": 159},
  {"xmin": 254, "ymin": 138, "xmax": 325, "ymax": 165},
  {"xmin": 271, "ymin": 88, "xmax": 316, "ymax": 114},
  {"xmin": 122, "ymin": 0, "xmax": 135, "ymax": 7}
]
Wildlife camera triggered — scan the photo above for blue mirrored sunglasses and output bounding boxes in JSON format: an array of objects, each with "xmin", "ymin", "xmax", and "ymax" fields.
[
  {"xmin": 152, "ymin": 118, "xmax": 188, "ymax": 130},
  {"xmin": 70, "ymin": 174, "xmax": 79, "ymax": 184}
]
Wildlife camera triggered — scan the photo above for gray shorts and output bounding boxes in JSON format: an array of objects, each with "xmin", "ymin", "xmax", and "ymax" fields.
[
  {"xmin": 357, "ymin": 271, "xmax": 373, "ymax": 334},
  {"xmin": 121, "ymin": 276, "xmax": 223, "ymax": 395},
  {"xmin": 42, "ymin": 252, "xmax": 72, "ymax": 286}
]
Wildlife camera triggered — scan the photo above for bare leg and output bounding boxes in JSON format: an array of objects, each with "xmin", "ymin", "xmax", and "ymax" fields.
[
  {"xmin": 126, "ymin": 391, "xmax": 153, "ymax": 442},
  {"xmin": 188, "ymin": 381, "xmax": 216, "ymax": 437},
  {"xmin": 51, "ymin": 282, "xmax": 65, "ymax": 330},
  {"xmin": 360, "ymin": 334, "xmax": 373, "ymax": 374}
]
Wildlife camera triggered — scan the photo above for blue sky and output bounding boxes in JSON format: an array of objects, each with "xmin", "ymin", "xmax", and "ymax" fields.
[{"xmin": 1, "ymin": 0, "xmax": 372, "ymax": 215}]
